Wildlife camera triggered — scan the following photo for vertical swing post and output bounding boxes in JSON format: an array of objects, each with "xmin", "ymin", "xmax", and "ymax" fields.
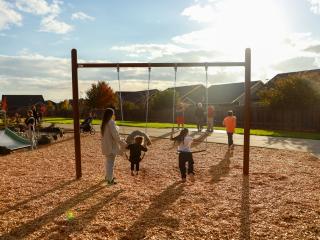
[
  {"xmin": 117, "ymin": 65, "xmax": 124, "ymax": 122},
  {"xmin": 145, "ymin": 65, "xmax": 151, "ymax": 133},
  {"xmin": 205, "ymin": 64, "xmax": 209, "ymax": 147},
  {"xmin": 243, "ymin": 48, "xmax": 251, "ymax": 175},
  {"xmin": 172, "ymin": 65, "xmax": 177, "ymax": 129},
  {"xmin": 71, "ymin": 49, "xmax": 82, "ymax": 179}
]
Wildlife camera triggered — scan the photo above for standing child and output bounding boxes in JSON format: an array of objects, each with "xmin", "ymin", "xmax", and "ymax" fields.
[
  {"xmin": 171, "ymin": 128, "xmax": 195, "ymax": 182},
  {"xmin": 126, "ymin": 136, "xmax": 147, "ymax": 176},
  {"xmin": 223, "ymin": 110, "xmax": 237, "ymax": 149}
]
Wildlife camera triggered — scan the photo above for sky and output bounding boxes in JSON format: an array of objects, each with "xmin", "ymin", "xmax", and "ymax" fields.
[{"xmin": 1, "ymin": 0, "xmax": 320, "ymax": 101}]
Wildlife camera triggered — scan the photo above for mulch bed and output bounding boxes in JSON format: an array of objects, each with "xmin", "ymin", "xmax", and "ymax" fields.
[{"xmin": 0, "ymin": 134, "xmax": 319, "ymax": 240}]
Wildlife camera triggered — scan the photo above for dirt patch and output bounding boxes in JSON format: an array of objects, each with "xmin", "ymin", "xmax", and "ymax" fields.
[{"xmin": 0, "ymin": 134, "xmax": 319, "ymax": 239}]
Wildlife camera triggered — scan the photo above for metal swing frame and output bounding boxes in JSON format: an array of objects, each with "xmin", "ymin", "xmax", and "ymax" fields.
[{"xmin": 71, "ymin": 48, "xmax": 251, "ymax": 179}]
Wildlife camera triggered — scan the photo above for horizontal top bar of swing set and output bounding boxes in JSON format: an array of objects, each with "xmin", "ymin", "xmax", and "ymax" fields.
[{"xmin": 77, "ymin": 62, "xmax": 246, "ymax": 68}]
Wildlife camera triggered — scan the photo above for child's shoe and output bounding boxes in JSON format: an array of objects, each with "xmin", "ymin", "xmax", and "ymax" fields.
[
  {"xmin": 131, "ymin": 171, "xmax": 134, "ymax": 176},
  {"xmin": 181, "ymin": 178, "xmax": 187, "ymax": 183}
]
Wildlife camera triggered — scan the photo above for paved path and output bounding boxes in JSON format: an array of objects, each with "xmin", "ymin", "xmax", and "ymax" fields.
[{"xmin": 44, "ymin": 123, "xmax": 320, "ymax": 158}]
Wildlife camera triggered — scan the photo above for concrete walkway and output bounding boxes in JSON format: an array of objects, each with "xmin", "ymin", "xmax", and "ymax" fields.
[{"xmin": 45, "ymin": 123, "xmax": 320, "ymax": 158}]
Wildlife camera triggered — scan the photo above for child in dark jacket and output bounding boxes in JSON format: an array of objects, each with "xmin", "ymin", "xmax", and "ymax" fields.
[{"xmin": 126, "ymin": 136, "xmax": 147, "ymax": 176}]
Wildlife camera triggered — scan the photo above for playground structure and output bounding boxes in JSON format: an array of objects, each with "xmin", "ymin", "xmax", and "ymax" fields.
[
  {"xmin": 0, "ymin": 128, "xmax": 31, "ymax": 150},
  {"xmin": 0, "ymin": 110, "xmax": 32, "ymax": 150},
  {"xmin": 71, "ymin": 48, "xmax": 251, "ymax": 179}
]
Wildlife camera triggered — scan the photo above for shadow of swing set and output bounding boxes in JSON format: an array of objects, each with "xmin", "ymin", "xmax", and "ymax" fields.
[{"xmin": 70, "ymin": 48, "xmax": 252, "ymax": 179}]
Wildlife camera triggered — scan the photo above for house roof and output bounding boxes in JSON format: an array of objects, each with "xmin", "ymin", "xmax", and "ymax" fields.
[
  {"xmin": 267, "ymin": 69, "xmax": 320, "ymax": 91},
  {"xmin": 1, "ymin": 95, "xmax": 45, "ymax": 112},
  {"xmin": 208, "ymin": 81, "xmax": 261, "ymax": 104},
  {"xmin": 166, "ymin": 84, "xmax": 206, "ymax": 104},
  {"xmin": 116, "ymin": 89, "xmax": 159, "ymax": 104}
]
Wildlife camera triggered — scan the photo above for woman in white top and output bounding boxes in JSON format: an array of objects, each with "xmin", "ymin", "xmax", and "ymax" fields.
[
  {"xmin": 100, "ymin": 108, "xmax": 121, "ymax": 185},
  {"xmin": 171, "ymin": 128, "xmax": 195, "ymax": 182}
]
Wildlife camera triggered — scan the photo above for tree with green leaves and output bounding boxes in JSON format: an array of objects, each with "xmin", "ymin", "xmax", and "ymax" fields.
[
  {"xmin": 85, "ymin": 81, "xmax": 117, "ymax": 109},
  {"xmin": 258, "ymin": 76, "xmax": 320, "ymax": 109}
]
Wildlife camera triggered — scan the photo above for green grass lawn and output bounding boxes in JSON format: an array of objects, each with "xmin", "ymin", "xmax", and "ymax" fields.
[{"xmin": 43, "ymin": 117, "xmax": 320, "ymax": 140}]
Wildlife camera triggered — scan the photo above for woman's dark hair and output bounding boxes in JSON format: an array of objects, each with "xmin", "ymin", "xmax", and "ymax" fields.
[
  {"xmin": 101, "ymin": 108, "xmax": 114, "ymax": 135},
  {"xmin": 172, "ymin": 128, "xmax": 188, "ymax": 144}
]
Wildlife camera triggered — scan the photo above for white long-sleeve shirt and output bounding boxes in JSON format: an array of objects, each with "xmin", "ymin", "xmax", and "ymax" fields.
[{"xmin": 178, "ymin": 136, "xmax": 193, "ymax": 152}]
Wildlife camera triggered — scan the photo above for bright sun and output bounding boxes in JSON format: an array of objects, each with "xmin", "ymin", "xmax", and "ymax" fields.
[{"xmin": 201, "ymin": 0, "xmax": 290, "ymax": 65}]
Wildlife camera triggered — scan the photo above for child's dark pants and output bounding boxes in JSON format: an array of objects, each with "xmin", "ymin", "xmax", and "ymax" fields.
[
  {"xmin": 130, "ymin": 159, "xmax": 140, "ymax": 171},
  {"xmin": 227, "ymin": 132, "xmax": 233, "ymax": 146},
  {"xmin": 178, "ymin": 152, "xmax": 194, "ymax": 179}
]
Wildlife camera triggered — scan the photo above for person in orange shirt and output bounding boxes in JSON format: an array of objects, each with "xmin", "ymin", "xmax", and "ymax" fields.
[{"xmin": 223, "ymin": 110, "xmax": 236, "ymax": 149}]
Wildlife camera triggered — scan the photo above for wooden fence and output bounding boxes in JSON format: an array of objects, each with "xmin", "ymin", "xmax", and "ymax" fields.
[{"xmin": 118, "ymin": 105, "xmax": 320, "ymax": 132}]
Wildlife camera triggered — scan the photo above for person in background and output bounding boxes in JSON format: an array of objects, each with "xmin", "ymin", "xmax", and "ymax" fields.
[
  {"xmin": 223, "ymin": 110, "xmax": 237, "ymax": 150},
  {"xmin": 25, "ymin": 110, "xmax": 36, "ymax": 149},
  {"xmin": 176, "ymin": 103, "xmax": 185, "ymax": 130},
  {"xmin": 207, "ymin": 105, "xmax": 215, "ymax": 132},
  {"xmin": 31, "ymin": 105, "xmax": 39, "ymax": 126},
  {"xmin": 100, "ymin": 108, "xmax": 121, "ymax": 185},
  {"xmin": 195, "ymin": 102, "xmax": 205, "ymax": 132},
  {"xmin": 80, "ymin": 112, "xmax": 94, "ymax": 132}
]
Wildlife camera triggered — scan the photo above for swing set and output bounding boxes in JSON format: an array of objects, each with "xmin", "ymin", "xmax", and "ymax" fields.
[{"xmin": 71, "ymin": 48, "xmax": 251, "ymax": 179}]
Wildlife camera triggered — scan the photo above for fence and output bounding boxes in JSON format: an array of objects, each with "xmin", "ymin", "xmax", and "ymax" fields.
[{"xmin": 118, "ymin": 105, "xmax": 320, "ymax": 132}]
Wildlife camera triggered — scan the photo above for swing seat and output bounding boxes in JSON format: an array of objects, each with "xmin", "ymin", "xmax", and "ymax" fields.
[{"xmin": 125, "ymin": 130, "xmax": 152, "ymax": 146}]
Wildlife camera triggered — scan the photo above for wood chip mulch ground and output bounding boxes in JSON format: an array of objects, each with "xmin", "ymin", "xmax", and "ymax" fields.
[{"xmin": 0, "ymin": 133, "xmax": 319, "ymax": 240}]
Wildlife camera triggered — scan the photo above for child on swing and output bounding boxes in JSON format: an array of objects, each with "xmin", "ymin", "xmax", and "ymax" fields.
[
  {"xmin": 126, "ymin": 135, "xmax": 148, "ymax": 176},
  {"xmin": 171, "ymin": 128, "xmax": 195, "ymax": 182}
]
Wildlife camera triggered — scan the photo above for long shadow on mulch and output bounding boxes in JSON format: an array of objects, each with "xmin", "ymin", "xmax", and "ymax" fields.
[
  {"xmin": 38, "ymin": 189, "xmax": 124, "ymax": 239},
  {"xmin": 0, "ymin": 180, "xmax": 107, "ymax": 240},
  {"xmin": 240, "ymin": 175, "xmax": 250, "ymax": 240},
  {"xmin": 120, "ymin": 182, "xmax": 184, "ymax": 240},
  {"xmin": 0, "ymin": 179, "xmax": 76, "ymax": 215},
  {"xmin": 209, "ymin": 149, "xmax": 231, "ymax": 183}
]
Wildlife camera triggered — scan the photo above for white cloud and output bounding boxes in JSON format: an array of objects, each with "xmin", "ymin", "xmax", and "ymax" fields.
[
  {"xmin": 71, "ymin": 11, "xmax": 95, "ymax": 21},
  {"xmin": 15, "ymin": 0, "xmax": 62, "ymax": 15},
  {"xmin": 15, "ymin": 0, "xmax": 73, "ymax": 34},
  {"xmin": 0, "ymin": 0, "xmax": 22, "ymax": 30},
  {"xmin": 181, "ymin": 4, "xmax": 215, "ymax": 23},
  {"xmin": 308, "ymin": 0, "xmax": 320, "ymax": 14},
  {"xmin": 40, "ymin": 15, "xmax": 73, "ymax": 34},
  {"xmin": 111, "ymin": 44, "xmax": 188, "ymax": 60}
]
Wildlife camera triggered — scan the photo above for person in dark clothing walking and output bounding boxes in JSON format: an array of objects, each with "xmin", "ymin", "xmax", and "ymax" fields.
[{"xmin": 126, "ymin": 136, "xmax": 147, "ymax": 176}]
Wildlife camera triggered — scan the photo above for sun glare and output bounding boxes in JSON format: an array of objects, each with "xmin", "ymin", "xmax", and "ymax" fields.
[{"xmin": 202, "ymin": 0, "xmax": 290, "ymax": 65}]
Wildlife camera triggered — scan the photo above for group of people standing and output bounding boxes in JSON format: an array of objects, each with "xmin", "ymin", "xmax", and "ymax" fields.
[
  {"xmin": 176, "ymin": 102, "xmax": 215, "ymax": 132},
  {"xmin": 100, "ymin": 107, "xmax": 237, "ymax": 185}
]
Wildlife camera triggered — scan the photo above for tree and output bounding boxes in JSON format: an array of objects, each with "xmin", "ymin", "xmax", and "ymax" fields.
[
  {"xmin": 46, "ymin": 101, "xmax": 55, "ymax": 112},
  {"xmin": 85, "ymin": 81, "xmax": 117, "ymax": 109},
  {"xmin": 60, "ymin": 99, "xmax": 71, "ymax": 111},
  {"xmin": 258, "ymin": 76, "xmax": 320, "ymax": 109},
  {"xmin": 150, "ymin": 89, "xmax": 179, "ymax": 110}
]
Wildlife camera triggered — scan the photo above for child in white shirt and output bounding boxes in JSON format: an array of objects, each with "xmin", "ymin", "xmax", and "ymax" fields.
[{"xmin": 171, "ymin": 128, "xmax": 195, "ymax": 182}]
